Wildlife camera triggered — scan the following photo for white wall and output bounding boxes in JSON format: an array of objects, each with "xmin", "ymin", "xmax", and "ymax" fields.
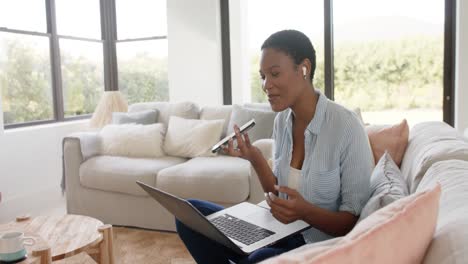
[
  {"xmin": 167, "ymin": 0, "xmax": 224, "ymax": 106},
  {"xmin": 0, "ymin": 121, "xmax": 87, "ymax": 223},
  {"xmin": 456, "ymin": 0, "xmax": 468, "ymax": 133},
  {"xmin": 0, "ymin": 86, "xmax": 3, "ymax": 134}
]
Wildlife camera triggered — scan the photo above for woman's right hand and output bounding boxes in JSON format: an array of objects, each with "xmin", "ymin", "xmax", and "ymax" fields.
[{"xmin": 221, "ymin": 124, "xmax": 262, "ymax": 164}]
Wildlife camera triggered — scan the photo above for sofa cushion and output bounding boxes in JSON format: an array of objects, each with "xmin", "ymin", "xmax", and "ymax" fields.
[
  {"xmin": 227, "ymin": 104, "xmax": 276, "ymax": 144},
  {"xmin": 416, "ymin": 160, "xmax": 468, "ymax": 264},
  {"xmin": 111, "ymin": 109, "xmax": 158, "ymax": 125},
  {"xmin": 128, "ymin": 101, "xmax": 199, "ymax": 125},
  {"xmin": 200, "ymin": 105, "xmax": 232, "ymax": 138},
  {"xmin": 400, "ymin": 121, "xmax": 468, "ymax": 192},
  {"xmin": 264, "ymin": 183, "xmax": 441, "ymax": 264},
  {"xmin": 164, "ymin": 116, "xmax": 225, "ymax": 158},
  {"xmin": 80, "ymin": 155, "xmax": 187, "ymax": 196},
  {"xmin": 359, "ymin": 151, "xmax": 409, "ymax": 221},
  {"xmin": 365, "ymin": 119, "xmax": 409, "ymax": 167},
  {"xmin": 156, "ymin": 156, "xmax": 250, "ymax": 204}
]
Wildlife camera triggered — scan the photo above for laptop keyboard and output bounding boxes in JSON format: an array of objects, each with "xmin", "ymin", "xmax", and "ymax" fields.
[{"xmin": 211, "ymin": 214, "xmax": 275, "ymax": 245}]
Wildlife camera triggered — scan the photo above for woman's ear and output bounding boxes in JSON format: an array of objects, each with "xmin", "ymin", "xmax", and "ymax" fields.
[{"xmin": 300, "ymin": 59, "xmax": 312, "ymax": 80}]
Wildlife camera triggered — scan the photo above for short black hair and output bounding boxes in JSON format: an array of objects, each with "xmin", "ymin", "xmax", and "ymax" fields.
[{"xmin": 261, "ymin": 29, "xmax": 316, "ymax": 81}]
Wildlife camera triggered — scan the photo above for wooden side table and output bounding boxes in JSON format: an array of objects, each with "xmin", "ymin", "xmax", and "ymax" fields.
[{"xmin": 0, "ymin": 215, "xmax": 114, "ymax": 264}]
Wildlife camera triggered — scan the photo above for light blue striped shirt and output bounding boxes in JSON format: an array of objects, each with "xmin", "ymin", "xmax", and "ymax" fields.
[{"xmin": 272, "ymin": 90, "xmax": 373, "ymax": 243}]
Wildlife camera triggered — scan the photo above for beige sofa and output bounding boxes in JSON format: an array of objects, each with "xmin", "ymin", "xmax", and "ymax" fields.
[
  {"xmin": 63, "ymin": 101, "xmax": 274, "ymax": 231},
  {"xmin": 265, "ymin": 121, "xmax": 468, "ymax": 263}
]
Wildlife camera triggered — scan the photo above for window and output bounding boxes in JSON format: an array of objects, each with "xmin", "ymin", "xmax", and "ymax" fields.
[
  {"xmin": 0, "ymin": 0, "xmax": 46, "ymax": 33},
  {"xmin": 56, "ymin": 0, "xmax": 104, "ymax": 118},
  {"xmin": 60, "ymin": 39, "xmax": 104, "ymax": 117},
  {"xmin": 117, "ymin": 40, "xmax": 169, "ymax": 104},
  {"xmin": 0, "ymin": 32, "xmax": 53, "ymax": 124},
  {"xmin": 116, "ymin": 0, "xmax": 168, "ymax": 105},
  {"xmin": 55, "ymin": 0, "xmax": 101, "ymax": 39},
  {"xmin": 241, "ymin": 0, "xmax": 324, "ymax": 103},
  {"xmin": 0, "ymin": 0, "xmax": 168, "ymax": 128},
  {"xmin": 0, "ymin": 1, "xmax": 52, "ymax": 126},
  {"xmin": 227, "ymin": 0, "xmax": 454, "ymax": 126},
  {"xmin": 333, "ymin": 0, "xmax": 444, "ymax": 125}
]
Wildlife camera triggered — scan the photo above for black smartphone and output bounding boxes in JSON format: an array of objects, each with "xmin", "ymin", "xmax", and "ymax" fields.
[{"xmin": 211, "ymin": 119, "xmax": 256, "ymax": 153}]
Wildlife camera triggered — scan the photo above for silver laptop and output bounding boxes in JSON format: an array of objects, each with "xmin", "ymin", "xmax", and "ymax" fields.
[{"xmin": 137, "ymin": 181, "xmax": 310, "ymax": 255}]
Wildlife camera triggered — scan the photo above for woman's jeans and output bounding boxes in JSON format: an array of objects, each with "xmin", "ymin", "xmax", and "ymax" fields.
[{"xmin": 175, "ymin": 199, "xmax": 306, "ymax": 264}]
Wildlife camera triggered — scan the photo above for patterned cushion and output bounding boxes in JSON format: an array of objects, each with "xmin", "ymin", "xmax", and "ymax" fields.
[{"xmin": 359, "ymin": 151, "xmax": 409, "ymax": 221}]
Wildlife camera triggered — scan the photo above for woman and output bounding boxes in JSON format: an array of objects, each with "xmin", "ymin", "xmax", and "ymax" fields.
[{"xmin": 176, "ymin": 29, "xmax": 373, "ymax": 263}]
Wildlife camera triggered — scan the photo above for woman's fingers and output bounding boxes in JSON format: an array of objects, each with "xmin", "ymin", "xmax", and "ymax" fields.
[
  {"xmin": 233, "ymin": 125, "xmax": 246, "ymax": 150},
  {"xmin": 222, "ymin": 139, "xmax": 241, "ymax": 157},
  {"xmin": 243, "ymin": 132, "xmax": 251, "ymax": 147},
  {"xmin": 270, "ymin": 200, "xmax": 295, "ymax": 218},
  {"xmin": 271, "ymin": 210, "xmax": 290, "ymax": 224}
]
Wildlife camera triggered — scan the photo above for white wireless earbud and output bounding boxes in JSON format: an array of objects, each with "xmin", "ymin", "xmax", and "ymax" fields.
[{"xmin": 302, "ymin": 66, "xmax": 307, "ymax": 79}]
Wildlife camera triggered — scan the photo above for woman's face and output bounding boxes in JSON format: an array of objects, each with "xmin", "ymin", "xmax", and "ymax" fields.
[{"xmin": 259, "ymin": 48, "xmax": 304, "ymax": 112}]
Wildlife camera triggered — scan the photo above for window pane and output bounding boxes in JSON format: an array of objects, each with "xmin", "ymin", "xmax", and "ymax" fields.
[
  {"xmin": 245, "ymin": 0, "xmax": 324, "ymax": 103},
  {"xmin": 117, "ymin": 40, "xmax": 168, "ymax": 104},
  {"xmin": 0, "ymin": 32, "xmax": 53, "ymax": 125},
  {"xmin": 60, "ymin": 39, "xmax": 104, "ymax": 117},
  {"xmin": 0, "ymin": 0, "xmax": 46, "ymax": 32},
  {"xmin": 333, "ymin": 0, "xmax": 444, "ymax": 126},
  {"xmin": 56, "ymin": 0, "xmax": 101, "ymax": 39},
  {"xmin": 116, "ymin": 0, "xmax": 167, "ymax": 39}
]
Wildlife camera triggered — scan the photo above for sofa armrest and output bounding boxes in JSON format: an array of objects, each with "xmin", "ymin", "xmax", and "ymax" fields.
[
  {"xmin": 65, "ymin": 132, "xmax": 101, "ymax": 160},
  {"xmin": 62, "ymin": 132, "xmax": 101, "ymax": 194},
  {"xmin": 247, "ymin": 139, "xmax": 274, "ymax": 204}
]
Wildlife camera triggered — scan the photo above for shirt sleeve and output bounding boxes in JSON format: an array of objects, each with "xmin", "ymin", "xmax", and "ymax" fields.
[{"xmin": 338, "ymin": 117, "xmax": 374, "ymax": 216}]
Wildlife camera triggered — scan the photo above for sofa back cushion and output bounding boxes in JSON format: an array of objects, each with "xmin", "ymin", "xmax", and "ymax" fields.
[
  {"xmin": 365, "ymin": 119, "xmax": 409, "ymax": 167},
  {"xmin": 416, "ymin": 160, "xmax": 468, "ymax": 264},
  {"xmin": 227, "ymin": 104, "xmax": 276, "ymax": 144},
  {"xmin": 112, "ymin": 109, "xmax": 158, "ymax": 125},
  {"xmin": 263, "ymin": 183, "xmax": 441, "ymax": 264},
  {"xmin": 400, "ymin": 121, "xmax": 468, "ymax": 192},
  {"xmin": 128, "ymin": 101, "xmax": 199, "ymax": 125},
  {"xmin": 358, "ymin": 151, "xmax": 409, "ymax": 221},
  {"xmin": 200, "ymin": 105, "xmax": 232, "ymax": 138}
]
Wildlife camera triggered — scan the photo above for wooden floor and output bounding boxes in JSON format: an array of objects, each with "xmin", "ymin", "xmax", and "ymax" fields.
[{"xmin": 112, "ymin": 227, "xmax": 195, "ymax": 264}]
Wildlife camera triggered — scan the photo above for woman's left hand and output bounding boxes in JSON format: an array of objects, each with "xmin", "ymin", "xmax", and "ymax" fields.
[{"xmin": 266, "ymin": 185, "xmax": 310, "ymax": 224}]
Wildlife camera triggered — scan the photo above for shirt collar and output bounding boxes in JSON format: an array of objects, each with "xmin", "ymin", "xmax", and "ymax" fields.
[{"xmin": 285, "ymin": 89, "xmax": 328, "ymax": 135}]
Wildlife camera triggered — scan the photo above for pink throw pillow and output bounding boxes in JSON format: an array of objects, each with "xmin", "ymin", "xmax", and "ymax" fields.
[
  {"xmin": 263, "ymin": 183, "xmax": 441, "ymax": 264},
  {"xmin": 367, "ymin": 119, "xmax": 409, "ymax": 167}
]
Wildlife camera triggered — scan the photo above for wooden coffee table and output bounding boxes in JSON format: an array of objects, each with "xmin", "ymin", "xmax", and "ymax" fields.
[{"xmin": 0, "ymin": 214, "xmax": 114, "ymax": 264}]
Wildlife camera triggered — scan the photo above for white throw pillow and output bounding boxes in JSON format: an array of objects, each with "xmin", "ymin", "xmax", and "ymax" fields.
[
  {"xmin": 100, "ymin": 124, "xmax": 166, "ymax": 158},
  {"xmin": 164, "ymin": 116, "xmax": 225, "ymax": 158},
  {"xmin": 359, "ymin": 151, "xmax": 409, "ymax": 221}
]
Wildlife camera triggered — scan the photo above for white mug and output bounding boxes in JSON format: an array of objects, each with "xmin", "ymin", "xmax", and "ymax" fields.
[{"xmin": 0, "ymin": 231, "xmax": 35, "ymax": 262}]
